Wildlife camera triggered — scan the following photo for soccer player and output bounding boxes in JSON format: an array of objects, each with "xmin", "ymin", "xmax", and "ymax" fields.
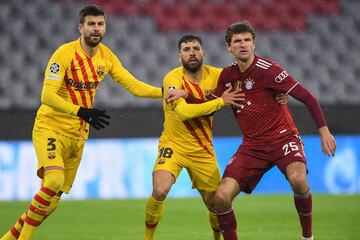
[
  {"xmin": 1, "ymin": 5, "xmax": 162, "ymax": 240},
  {"xmin": 144, "ymin": 34, "xmax": 288, "ymax": 240},
  {"xmin": 209, "ymin": 21, "xmax": 336, "ymax": 240}
]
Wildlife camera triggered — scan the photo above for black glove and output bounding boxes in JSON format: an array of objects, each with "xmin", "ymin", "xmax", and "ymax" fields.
[{"xmin": 77, "ymin": 107, "xmax": 111, "ymax": 130}]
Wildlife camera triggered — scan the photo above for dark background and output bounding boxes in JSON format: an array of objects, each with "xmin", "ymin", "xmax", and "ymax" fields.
[{"xmin": 1, "ymin": 105, "xmax": 358, "ymax": 140}]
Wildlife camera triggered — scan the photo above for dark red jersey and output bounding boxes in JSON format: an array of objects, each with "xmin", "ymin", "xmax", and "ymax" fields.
[{"xmin": 213, "ymin": 55, "xmax": 300, "ymax": 146}]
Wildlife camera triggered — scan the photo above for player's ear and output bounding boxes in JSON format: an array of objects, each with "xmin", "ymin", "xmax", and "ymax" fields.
[
  {"xmin": 177, "ymin": 53, "xmax": 181, "ymax": 62},
  {"xmin": 78, "ymin": 23, "xmax": 83, "ymax": 34},
  {"xmin": 226, "ymin": 43, "xmax": 232, "ymax": 53}
]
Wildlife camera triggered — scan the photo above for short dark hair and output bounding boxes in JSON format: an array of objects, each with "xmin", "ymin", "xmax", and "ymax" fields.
[
  {"xmin": 79, "ymin": 5, "xmax": 106, "ymax": 24},
  {"xmin": 178, "ymin": 34, "xmax": 203, "ymax": 51},
  {"xmin": 225, "ymin": 20, "xmax": 256, "ymax": 45}
]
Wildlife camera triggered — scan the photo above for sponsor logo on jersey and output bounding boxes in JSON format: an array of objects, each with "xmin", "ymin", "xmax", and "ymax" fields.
[
  {"xmin": 244, "ymin": 78, "xmax": 254, "ymax": 90},
  {"xmin": 96, "ymin": 66, "xmax": 105, "ymax": 76},
  {"xmin": 47, "ymin": 73, "xmax": 61, "ymax": 80},
  {"xmin": 275, "ymin": 70, "xmax": 289, "ymax": 83},
  {"xmin": 49, "ymin": 63, "xmax": 60, "ymax": 74},
  {"xmin": 66, "ymin": 78, "xmax": 99, "ymax": 90}
]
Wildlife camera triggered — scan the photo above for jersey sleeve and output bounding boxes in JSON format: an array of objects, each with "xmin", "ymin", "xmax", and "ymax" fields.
[
  {"xmin": 41, "ymin": 46, "xmax": 80, "ymax": 116},
  {"xmin": 264, "ymin": 63, "xmax": 299, "ymax": 94},
  {"xmin": 163, "ymin": 73, "xmax": 224, "ymax": 121},
  {"xmin": 108, "ymin": 52, "xmax": 162, "ymax": 98},
  {"xmin": 172, "ymin": 98, "xmax": 224, "ymax": 121}
]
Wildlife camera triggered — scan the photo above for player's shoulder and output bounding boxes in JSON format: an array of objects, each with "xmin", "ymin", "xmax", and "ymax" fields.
[
  {"xmin": 164, "ymin": 66, "xmax": 183, "ymax": 79},
  {"xmin": 222, "ymin": 62, "xmax": 238, "ymax": 74},
  {"xmin": 98, "ymin": 42, "xmax": 113, "ymax": 53},
  {"xmin": 55, "ymin": 40, "xmax": 77, "ymax": 53},
  {"xmin": 254, "ymin": 55, "xmax": 283, "ymax": 71},
  {"xmin": 204, "ymin": 64, "xmax": 222, "ymax": 73}
]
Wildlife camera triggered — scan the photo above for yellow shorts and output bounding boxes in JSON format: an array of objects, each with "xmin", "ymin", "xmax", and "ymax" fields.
[
  {"xmin": 153, "ymin": 142, "xmax": 220, "ymax": 192},
  {"xmin": 32, "ymin": 126, "xmax": 85, "ymax": 193}
]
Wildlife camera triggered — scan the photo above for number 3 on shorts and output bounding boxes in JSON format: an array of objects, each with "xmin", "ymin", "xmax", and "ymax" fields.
[
  {"xmin": 47, "ymin": 138, "xmax": 56, "ymax": 151},
  {"xmin": 282, "ymin": 141, "xmax": 299, "ymax": 156}
]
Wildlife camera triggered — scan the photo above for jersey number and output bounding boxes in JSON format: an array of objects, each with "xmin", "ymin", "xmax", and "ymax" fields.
[
  {"xmin": 282, "ymin": 142, "xmax": 299, "ymax": 156},
  {"xmin": 47, "ymin": 138, "xmax": 56, "ymax": 151},
  {"xmin": 159, "ymin": 147, "xmax": 173, "ymax": 158}
]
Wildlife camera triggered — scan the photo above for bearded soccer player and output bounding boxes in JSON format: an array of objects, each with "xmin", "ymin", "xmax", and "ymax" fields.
[
  {"xmin": 144, "ymin": 34, "xmax": 287, "ymax": 240},
  {"xmin": 1, "ymin": 5, "xmax": 162, "ymax": 240},
  {"xmin": 144, "ymin": 34, "xmax": 246, "ymax": 240},
  {"xmin": 208, "ymin": 21, "xmax": 336, "ymax": 240}
]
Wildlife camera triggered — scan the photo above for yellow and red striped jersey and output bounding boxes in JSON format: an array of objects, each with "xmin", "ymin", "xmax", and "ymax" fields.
[
  {"xmin": 35, "ymin": 39, "xmax": 162, "ymax": 139},
  {"xmin": 160, "ymin": 65, "xmax": 222, "ymax": 157}
]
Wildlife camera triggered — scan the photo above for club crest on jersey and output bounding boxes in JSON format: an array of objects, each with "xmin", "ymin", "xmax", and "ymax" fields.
[
  {"xmin": 168, "ymin": 85, "xmax": 176, "ymax": 90},
  {"xmin": 96, "ymin": 66, "xmax": 105, "ymax": 76},
  {"xmin": 244, "ymin": 78, "xmax": 254, "ymax": 90},
  {"xmin": 48, "ymin": 152, "xmax": 56, "ymax": 159},
  {"xmin": 49, "ymin": 63, "xmax": 60, "ymax": 74}
]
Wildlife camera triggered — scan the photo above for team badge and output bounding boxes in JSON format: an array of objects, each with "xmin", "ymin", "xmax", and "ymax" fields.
[
  {"xmin": 48, "ymin": 152, "xmax": 56, "ymax": 159},
  {"xmin": 49, "ymin": 63, "xmax": 60, "ymax": 74},
  {"xmin": 158, "ymin": 158, "xmax": 166, "ymax": 165},
  {"xmin": 96, "ymin": 66, "xmax": 105, "ymax": 76},
  {"xmin": 244, "ymin": 78, "xmax": 254, "ymax": 90},
  {"xmin": 168, "ymin": 85, "xmax": 176, "ymax": 90}
]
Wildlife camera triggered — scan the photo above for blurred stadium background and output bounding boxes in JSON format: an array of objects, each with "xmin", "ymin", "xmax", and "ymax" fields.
[
  {"xmin": 1, "ymin": 0, "xmax": 360, "ymax": 239},
  {"xmin": 0, "ymin": 0, "xmax": 359, "ymax": 202}
]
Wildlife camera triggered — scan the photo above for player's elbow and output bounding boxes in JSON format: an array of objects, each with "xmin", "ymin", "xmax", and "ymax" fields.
[{"xmin": 41, "ymin": 92, "xmax": 51, "ymax": 105}]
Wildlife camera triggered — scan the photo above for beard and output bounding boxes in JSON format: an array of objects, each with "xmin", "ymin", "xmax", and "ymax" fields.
[
  {"xmin": 83, "ymin": 34, "xmax": 103, "ymax": 47},
  {"xmin": 182, "ymin": 58, "xmax": 203, "ymax": 73}
]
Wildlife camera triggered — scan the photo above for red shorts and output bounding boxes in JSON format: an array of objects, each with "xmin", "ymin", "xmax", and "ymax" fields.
[{"xmin": 223, "ymin": 135, "xmax": 307, "ymax": 194}]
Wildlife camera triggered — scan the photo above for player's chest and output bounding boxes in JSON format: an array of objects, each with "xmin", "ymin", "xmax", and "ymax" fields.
[
  {"xmin": 182, "ymin": 76, "xmax": 217, "ymax": 99},
  {"xmin": 65, "ymin": 58, "xmax": 107, "ymax": 90}
]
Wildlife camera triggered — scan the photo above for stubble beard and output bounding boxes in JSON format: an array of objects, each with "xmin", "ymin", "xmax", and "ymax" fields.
[
  {"xmin": 84, "ymin": 34, "xmax": 103, "ymax": 47},
  {"xmin": 182, "ymin": 58, "xmax": 203, "ymax": 73}
]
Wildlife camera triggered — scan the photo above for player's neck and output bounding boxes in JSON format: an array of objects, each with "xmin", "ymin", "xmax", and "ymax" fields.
[
  {"xmin": 184, "ymin": 67, "xmax": 203, "ymax": 84},
  {"xmin": 80, "ymin": 38, "xmax": 99, "ymax": 58},
  {"xmin": 236, "ymin": 54, "xmax": 255, "ymax": 72}
]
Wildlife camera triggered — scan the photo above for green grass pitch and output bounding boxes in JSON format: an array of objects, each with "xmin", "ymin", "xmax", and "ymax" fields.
[{"xmin": 1, "ymin": 195, "xmax": 359, "ymax": 239}]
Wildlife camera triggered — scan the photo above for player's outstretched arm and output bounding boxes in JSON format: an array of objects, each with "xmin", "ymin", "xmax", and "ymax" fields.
[
  {"xmin": 319, "ymin": 126, "xmax": 336, "ymax": 157},
  {"xmin": 77, "ymin": 107, "xmax": 111, "ymax": 130},
  {"xmin": 165, "ymin": 89, "xmax": 188, "ymax": 104},
  {"xmin": 288, "ymin": 83, "xmax": 336, "ymax": 157},
  {"xmin": 171, "ymin": 87, "xmax": 244, "ymax": 120}
]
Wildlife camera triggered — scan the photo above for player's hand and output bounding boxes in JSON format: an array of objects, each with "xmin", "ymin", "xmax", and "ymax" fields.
[
  {"xmin": 221, "ymin": 86, "xmax": 245, "ymax": 108},
  {"xmin": 77, "ymin": 107, "xmax": 111, "ymax": 130},
  {"xmin": 319, "ymin": 126, "xmax": 336, "ymax": 157},
  {"xmin": 276, "ymin": 93, "xmax": 288, "ymax": 105},
  {"xmin": 165, "ymin": 89, "xmax": 188, "ymax": 104}
]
